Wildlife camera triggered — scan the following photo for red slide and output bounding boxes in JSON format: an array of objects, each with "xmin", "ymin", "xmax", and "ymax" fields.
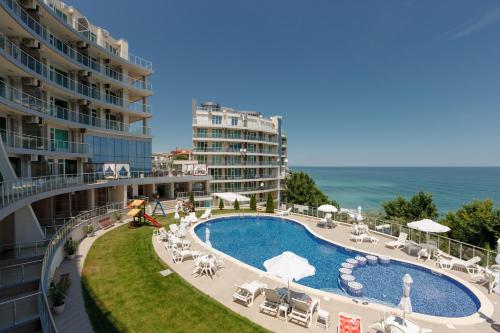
[{"xmin": 143, "ymin": 213, "xmax": 162, "ymax": 228}]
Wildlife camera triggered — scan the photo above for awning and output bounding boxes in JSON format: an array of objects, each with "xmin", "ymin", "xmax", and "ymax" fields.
[{"xmin": 213, "ymin": 192, "xmax": 250, "ymax": 203}]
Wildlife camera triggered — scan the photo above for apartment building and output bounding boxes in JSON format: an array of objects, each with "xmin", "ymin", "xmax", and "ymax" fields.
[
  {"xmin": 192, "ymin": 101, "xmax": 287, "ymax": 204},
  {"xmin": 0, "ymin": 1, "xmax": 209, "ymax": 331}
]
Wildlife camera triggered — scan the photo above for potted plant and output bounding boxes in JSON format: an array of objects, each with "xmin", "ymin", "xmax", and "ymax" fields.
[
  {"xmin": 49, "ymin": 283, "xmax": 66, "ymax": 314},
  {"xmin": 64, "ymin": 238, "xmax": 76, "ymax": 260},
  {"xmin": 114, "ymin": 211, "xmax": 122, "ymax": 223},
  {"xmin": 85, "ymin": 223, "xmax": 94, "ymax": 237}
]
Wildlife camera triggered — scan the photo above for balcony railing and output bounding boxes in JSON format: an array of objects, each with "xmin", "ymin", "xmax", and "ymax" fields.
[
  {"xmin": 0, "ymin": 259, "xmax": 42, "ymax": 288},
  {"xmin": 0, "ymin": 0, "xmax": 152, "ymax": 92},
  {"xmin": 193, "ymin": 133, "xmax": 278, "ymax": 144},
  {"xmin": 0, "ymin": 82, "xmax": 151, "ymax": 137},
  {"xmin": 206, "ymin": 160, "xmax": 280, "ymax": 166},
  {"xmin": 0, "ymin": 292, "xmax": 41, "ymax": 331},
  {"xmin": 0, "ymin": 32, "xmax": 152, "ymax": 114},
  {"xmin": 176, "ymin": 191, "xmax": 210, "ymax": 199},
  {"xmin": 39, "ymin": 0, "xmax": 153, "ymax": 71},
  {"xmin": 210, "ymin": 174, "xmax": 276, "ymax": 180},
  {"xmin": 1, "ymin": 130, "xmax": 88, "ymax": 154},
  {"xmin": 193, "ymin": 148, "xmax": 278, "ymax": 154},
  {"xmin": 193, "ymin": 117, "xmax": 277, "ymax": 133}
]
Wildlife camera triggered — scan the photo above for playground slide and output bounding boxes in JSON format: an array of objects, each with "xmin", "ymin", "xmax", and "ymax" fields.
[{"xmin": 143, "ymin": 213, "xmax": 162, "ymax": 228}]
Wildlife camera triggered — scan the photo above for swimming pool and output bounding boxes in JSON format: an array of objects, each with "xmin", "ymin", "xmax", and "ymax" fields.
[{"xmin": 194, "ymin": 216, "xmax": 481, "ymax": 318}]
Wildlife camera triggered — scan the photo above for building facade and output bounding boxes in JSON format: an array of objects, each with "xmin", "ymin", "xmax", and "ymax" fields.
[
  {"xmin": 0, "ymin": 2, "xmax": 209, "ymax": 331},
  {"xmin": 192, "ymin": 101, "xmax": 287, "ymax": 204}
]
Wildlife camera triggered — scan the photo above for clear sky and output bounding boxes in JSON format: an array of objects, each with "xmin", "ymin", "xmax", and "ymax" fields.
[{"xmin": 72, "ymin": 0, "xmax": 500, "ymax": 166}]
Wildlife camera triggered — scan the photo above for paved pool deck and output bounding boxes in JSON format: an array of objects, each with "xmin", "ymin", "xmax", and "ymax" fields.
[{"xmin": 153, "ymin": 213, "xmax": 500, "ymax": 333}]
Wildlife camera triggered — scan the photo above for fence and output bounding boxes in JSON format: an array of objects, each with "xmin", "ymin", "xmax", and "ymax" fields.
[{"xmin": 290, "ymin": 205, "xmax": 498, "ymax": 267}]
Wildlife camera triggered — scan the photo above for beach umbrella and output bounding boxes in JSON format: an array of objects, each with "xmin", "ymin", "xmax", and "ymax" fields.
[
  {"xmin": 398, "ymin": 274, "xmax": 413, "ymax": 324},
  {"xmin": 174, "ymin": 202, "xmax": 180, "ymax": 220},
  {"xmin": 264, "ymin": 251, "xmax": 315, "ymax": 301},
  {"xmin": 318, "ymin": 204, "xmax": 338, "ymax": 217},
  {"xmin": 407, "ymin": 219, "xmax": 450, "ymax": 233},
  {"xmin": 205, "ymin": 227, "xmax": 212, "ymax": 249},
  {"xmin": 356, "ymin": 206, "xmax": 364, "ymax": 222}
]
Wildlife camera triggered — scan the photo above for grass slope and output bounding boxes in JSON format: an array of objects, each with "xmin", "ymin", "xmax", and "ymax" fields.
[{"xmin": 82, "ymin": 211, "xmax": 268, "ymax": 333}]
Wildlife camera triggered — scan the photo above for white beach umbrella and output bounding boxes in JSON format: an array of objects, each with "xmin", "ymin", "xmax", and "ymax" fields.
[
  {"xmin": 407, "ymin": 219, "xmax": 450, "ymax": 233},
  {"xmin": 318, "ymin": 204, "xmax": 338, "ymax": 213},
  {"xmin": 264, "ymin": 251, "xmax": 315, "ymax": 301},
  {"xmin": 398, "ymin": 274, "xmax": 413, "ymax": 323},
  {"xmin": 174, "ymin": 202, "xmax": 180, "ymax": 220},
  {"xmin": 205, "ymin": 227, "xmax": 212, "ymax": 249}
]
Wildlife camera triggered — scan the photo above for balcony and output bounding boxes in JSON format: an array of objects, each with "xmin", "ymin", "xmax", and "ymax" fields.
[
  {"xmin": 0, "ymin": 32, "xmax": 152, "ymax": 114},
  {"xmin": 0, "ymin": 83, "xmax": 151, "ymax": 137},
  {"xmin": 37, "ymin": 0, "xmax": 153, "ymax": 71},
  {"xmin": 176, "ymin": 191, "xmax": 210, "ymax": 199},
  {"xmin": 210, "ymin": 174, "xmax": 277, "ymax": 181},
  {"xmin": 192, "ymin": 148, "xmax": 278, "ymax": 154},
  {"xmin": 0, "ymin": 0, "xmax": 153, "ymax": 92},
  {"xmin": 1, "ymin": 129, "xmax": 89, "ymax": 155},
  {"xmin": 193, "ymin": 133, "xmax": 278, "ymax": 144}
]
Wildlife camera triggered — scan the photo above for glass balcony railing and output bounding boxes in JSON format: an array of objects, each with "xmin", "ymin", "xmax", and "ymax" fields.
[
  {"xmin": 210, "ymin": 174, "xmax": 277, "ymax": 180},
  {"xmin": 0, "ymin": 0, "xmax": 152, "ymax": 90},
  {"xmin": 0, "ymin": 82, "xmax": 151, "ymax": 137},
  {"xmin": 0, "ymin": 32, "xmax": 152, "ymax": 114},
  {"xmin": 193, "ymin": 133, "xmax": 278, "ymax": 143},
  {"xmin": 192, "ymin": 147, "xmax": 278, "ymax": 154},
  {"xmin": 0, "ymin": 130, "xmax": 88, "ymax": 154}
]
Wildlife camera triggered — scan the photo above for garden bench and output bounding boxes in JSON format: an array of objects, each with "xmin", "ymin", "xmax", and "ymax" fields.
[{"xmin": 98, "ymin": 218, "xmax": 114, "ymax": 230}]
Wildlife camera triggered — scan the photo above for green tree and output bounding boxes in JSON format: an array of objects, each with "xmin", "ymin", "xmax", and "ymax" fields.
[
  {"xmin": 219, "ymin": 198, "xmax": 224, "ymax": 210},
  {"xmin": 284, "ymin": 172, "xmax": 334, "ymax": 207},
  {"xmin": 382, "ymin": 192, "xmax": 438, "ymax": 222},
  {"xmin": 234, "ymin": 199, "xmax": 240, "ymax": 210},
  {"xmin": 250, "ymin": 195, "xmax": 257, "ymax": 210},
  {"xmin": 266, "ymin": 193, "xmax": 275, "ymax": 213},
  {"xmin": 189, "ymin": 192, "xmax": 195, "ymax": 212},
  {"xmin": 441, "ymin": 199, "xmax": 500, "ymax": 249}
]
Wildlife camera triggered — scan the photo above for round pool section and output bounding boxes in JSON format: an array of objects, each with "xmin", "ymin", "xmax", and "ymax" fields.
[{"xmin": 194, "ymin": 216, "xmax": 480, "ymax": 318}]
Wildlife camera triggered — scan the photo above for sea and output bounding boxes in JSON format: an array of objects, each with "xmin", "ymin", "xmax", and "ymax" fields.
[{"xmin": 292, "ymin": 167, "xmax": 500, "ymax": 215}]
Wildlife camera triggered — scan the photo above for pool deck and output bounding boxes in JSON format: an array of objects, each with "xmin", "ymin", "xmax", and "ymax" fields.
[{"xmin": 152, "ymin": 213, "xmax": 500, "ymax": 333}]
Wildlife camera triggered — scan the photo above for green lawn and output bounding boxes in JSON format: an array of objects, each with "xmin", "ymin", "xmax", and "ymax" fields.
[{"xmin": 82, "ymin": 210, "xmax": 268, "ymax": 333}]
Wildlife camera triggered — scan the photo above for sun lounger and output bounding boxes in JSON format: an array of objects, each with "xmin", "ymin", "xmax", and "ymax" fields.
[
  {"xmin": 259, "ymin": 288, "xmax": 284, "ymax": 316},
  {"xmin": 338, "ymin": 312, "xmax": 362, "ymax": 333},
  {"xmin": 317, "ymin": 213, "xmax": 332, "ymax": 228},
  {"xmin": 277, "ymin": 207, "xmax": 292, "ymax": 216},
  {"xmin": 385, "ymin": 232, "xmax": 408, "ymax": 249},
  {"xmin": 437, "ymin": 256, "xmax": 482, "ymax": 274},
  {"xmin": 289, "ymin": 298, "xmax": 316, "ymax": 327},
  {"xmin": 350, "ymin": 233, "xmax": 379, "ymax": 244},
  {"xmin": 471, "ymin": 268, "xmax": 496, "ymax": 293},
  {"xmin": 200, "ymin": 208, "xmax": 212, "ymax": 219},
  {"xmin": 188, "ymin": 212, "xmax": 198, "ymax": 224},
  {"xmin": 233, "ymin": 281, "xmax": 268, "ymax": 306},
  {"xmin": 171, "ymin": 248, "xmax": 200, "ymax": 263}
]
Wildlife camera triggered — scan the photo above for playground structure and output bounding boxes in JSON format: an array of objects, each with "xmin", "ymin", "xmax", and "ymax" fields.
[
  {"xmin": 127, "ymin": 199, "xmax": 162, "ymax": 228},
  {"xmin": 152, "ymin": 197, "xmax": 167, "ymax": 217}
]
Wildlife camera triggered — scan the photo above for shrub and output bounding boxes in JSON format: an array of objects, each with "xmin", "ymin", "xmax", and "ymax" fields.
[
  {"xmin": 250, "ymin": 195, "xmax": 257, "ymax": 210},
  {"xmin": 64, "ymin": 238, "xmax": 76, "ymax": 256},
  {"xmin": 219, "ymin": 198, "xmax": 224, "ymax": 210},
  {"xmin": 85, "ymin": 224, "xmax": 93, "ymax": 235},
  {"xmin": 266, "ymin": 193, "xmax": 274, "ymax": 213},
  {"xmin": 49, "ymin": 283, "xmax": 66, "ymax": 306},
  {"xmin": 234, "ymin": 199, "xmax": 240, "ymax": 210},
  {"xmin": 189, "ymin": 192, "xmax": 195, "ymax": 212}
]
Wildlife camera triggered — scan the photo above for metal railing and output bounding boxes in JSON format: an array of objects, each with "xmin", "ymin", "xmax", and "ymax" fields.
[
  {"xmin": 38, "ymin": 202, "xmax": 124, "ymax": 333},
  {"xmin": 289, "ymin": 205, "xmax": 498, "ymax": 267},
  {"xmin": 210, "ymin": 174, "xmax": 276, "ymax": 180},
  {"xmin": 0, "ymin": 239, "xmax": 50, "ymax": 260},
  {"xmin": 0, "ymin": 292, "xmax": 41, "ymax": 330},
  {"xmin": 0, "ymin": 259, "xmax": 43, "ymax": 288},
  {"xmin": 0, "ymin": 0, "xmax": 152, "ymax": 91},
  {"xmin": 40, "ymin": 0, "xmax": 153, "ymax": 71},
  {"xmin": 176, "ymin": 191, "xmax": 210, "ymax": 199},
  {"xmin": 0, "ymin": 32, "xmax": 152, "ymax": 114},
  {"xmin": 206, "ymin": 160, "xmax": 280, "ymax": 166},
  {"xmin": 193, "ymin": 133, "xmax": 278, "ymax": 144},
  {"xmin": 0, "ymin": 82, "xmax": 151, "ymax": 137},
  {"xmin": 0, "ymin": 129, "xmax": 88, "ymax": 154}
]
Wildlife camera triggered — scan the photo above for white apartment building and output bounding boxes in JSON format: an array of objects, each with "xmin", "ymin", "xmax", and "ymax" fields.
[{"xmin": 192, "ymin": 101, "xmax": 287, "ymax": 204}]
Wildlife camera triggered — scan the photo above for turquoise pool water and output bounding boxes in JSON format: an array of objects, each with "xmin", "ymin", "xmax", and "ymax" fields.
[{"xmin": 195, "ymin": 216, "xmax": 481, "ymax": 317}]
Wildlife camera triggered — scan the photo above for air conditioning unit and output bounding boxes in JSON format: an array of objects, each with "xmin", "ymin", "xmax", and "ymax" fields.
[
  {"xmin": 29, "ymin": 154, "xmax": 39, "ymax": 162},
  {"xmin": 22, "ymin": 77, "xmax": 40, "ymax": 87},
  {"xmin": 104, "ymin": 84, "xmax": 111, "ymax": 89},
  {"xmin": 78, "ymin": 70, "xmax": 90, "ymax": 77},
  {"xmin": 79, "ymin": 99, "xmax": 90, "ymax": 106},
  {"xmin": 24, "ymin": 39, "xmax": 40, "ymax": 49},
  {"xmin": 20, "ymin": 0, "xmax": 37, "ymax": 11},
  {"xmin": 81, "ymin": 157, "xmax": 88, "ymax": 163},
  {"xmin": 24, "ymin": 116, "xmax": 41, "ymax": 124},
  {"xmin": 77, "ymin": 41, "xmax": 89, "ymax": 49},
  {"xmin": 104, "ymin": 59, "xmax": 111, "ymax": 64}
]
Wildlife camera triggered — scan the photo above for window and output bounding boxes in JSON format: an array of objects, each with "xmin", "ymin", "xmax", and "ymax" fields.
[
  {"xmin": 196, "ymin": 128, "xmax": 207, "ymax": 138},
  {"xmin": 231, "ymin": 117, "xmax": 238, "ymax": 126},
  {"xmin": 50, "ymin": 128, "xmax": 69, "ymax": 151},
  {"xmin": 212, "ymin": 142, "xmax": 223, "ymax": 151},
  {"xmin": 0, "ymin": 77, "xmax": 5, "ymax": 97},
  {"xmin": 212, "ymin": 116, "xmax": 222, "ymax": 125},
  {"xmin": 212, "ymin": 129, "xmax": 222, "ymax": 138},
  {"xmin": 105, "ymin": 42, "xmax": 119, "ymax": 56}
]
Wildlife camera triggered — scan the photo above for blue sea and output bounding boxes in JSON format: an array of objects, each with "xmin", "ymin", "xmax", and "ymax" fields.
[{"xmin": 292, "ymin": 167, "xmax": 500, "ymax": 214}]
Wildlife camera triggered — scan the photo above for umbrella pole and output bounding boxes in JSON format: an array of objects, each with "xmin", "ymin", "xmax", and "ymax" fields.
[{"xmin": 287, "ymin": 280, "xmax": 290, "ymax": 303}]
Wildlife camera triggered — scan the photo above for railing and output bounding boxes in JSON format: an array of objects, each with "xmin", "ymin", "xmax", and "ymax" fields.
[
  {"xmin": 0, "ymin": 292, "xmax": 41, "ymax": 330},
  {"xmin": 289, "ymin": 205, "xmax": 498, "ymax": 267},
  {"xmin": 176, "ymin": 191, "xmax": 210, "ymax": 199},
  {"xmin": 0, "ymin": 32, "xmax": 152, "ymax": 114},
  {"xmin": 0, "ymin": 82, "xmax": 151, "ymax": 137},
  {"xmin": 193, "ymin": 117, "xmax": 277, "ymax": 133},
  {"xmin": 39, "ymin": 202, "xmax": 124, "ymax": 333},
  {"xmin": 0, "ymin": 259, "xmax": 43, "ymax": 287},
  {"xmin": 0, "ymin": 129, "xmax": 88, "ymax": 154},
  {"xmin": 212, "ymin": 185, "xmax": 276, "ymax": 193},
  {"xmin": 207, "ymin": 160, "xmax": 280, "ymax": 166},
  {"xmin": 0, "ymin": 239, "xmax": 50, "ymax": 260},
  {"xmin": 210, "ymin": 174, "xmax": 276, "ymax": 180},
  {"xmin": 40, "ymin": 0, "xmax": 153, "ymax": 71},
  {"xmin": 193, "ymin": 133, "xmax": 278, "ymax": 144},
  {"xmin": 0, "ymin": 0, "xmax": 152, "ymax": 91}
]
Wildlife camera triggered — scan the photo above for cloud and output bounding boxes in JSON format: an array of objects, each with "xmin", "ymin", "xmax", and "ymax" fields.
[{"xmin": 444, "ymin": 8, "xmax": 500, "ymax": 40}]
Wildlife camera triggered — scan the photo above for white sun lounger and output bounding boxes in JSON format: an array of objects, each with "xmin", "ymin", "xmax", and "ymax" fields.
[
  {"xmin": 277, "ymin": 207, "xmax": 292, "ymax": 216},
  {"xmin": 385, "ymin": 232, "xmax": 408, "ymax": 249},
  {"xmin": 350, "ymin": 233, "xmax": 379, "ymax": 244},
  {"xmin": 171, "ymin": 248, "xmax": 200, "ymax": 263},
  {"xmin": 233, "ymin": 281, "xmax": 267, "ymax": 306},
  {"xmin": 317, "ymin": 213, "xmax": 333, "ymax": 228},
  {"xmin": 437, "ymin": 256, "xmax": 482, "ymax": 274},
  {"xmin": 289, "ymin": 298, "xmax": 319, "ymax": 328},
  {"xmin": 200, "ymin": 208, "xmax": 212, "ymax": 219},
  {"xmin": 188, "ymin": 212, "xmax": 198, "ymax": 224},
  {"xmin": 259, "ymin": 288, "xmax": 284, "ymax": 316}
]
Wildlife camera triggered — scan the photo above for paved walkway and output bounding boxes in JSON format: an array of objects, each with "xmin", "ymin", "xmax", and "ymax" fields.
[
  {"xmin": 53, "ymin": 221, "xmax": 129, "ymax": 333},
  {"xmin": 153, "ymin": 213, "xmax": 500, "ymax": 333}
]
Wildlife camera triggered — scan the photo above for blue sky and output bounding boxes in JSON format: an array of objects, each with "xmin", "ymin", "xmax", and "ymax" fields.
[{"xmin": 72, "ymin": 0, "xmax": 500, "ymax": 166}]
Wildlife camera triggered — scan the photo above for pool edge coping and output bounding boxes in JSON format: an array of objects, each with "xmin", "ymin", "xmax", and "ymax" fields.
[{"xmin": 190, "ymin": 213, "xmax": 494, "ymax": 326}]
